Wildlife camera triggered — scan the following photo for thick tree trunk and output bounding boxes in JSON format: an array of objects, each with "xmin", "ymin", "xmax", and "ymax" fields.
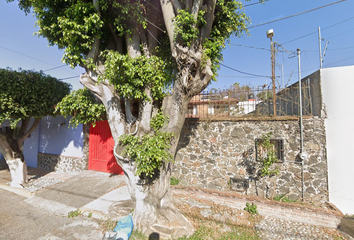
[
  {"xmin": 0, "ymin": 140, "xmax": 28, "ymax": 188},
  {"xmin": 112, "ymin": 93, "xmax": 194, "ymax": 238},
  {"xmin": 114, "ymin": 151, "xmax": 194, "ymax": 239},
  {"xmin": 0, "ymin": 118, "xmax": 39, "ymax": 188},
  {"xmin": 7, "ymin": 157, "xmax": 27, "ymax": 188}
]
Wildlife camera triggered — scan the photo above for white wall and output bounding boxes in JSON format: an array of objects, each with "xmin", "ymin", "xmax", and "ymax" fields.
[
  {"xmin": 321, "ymin": 65, "xmax": 354, "ymax": 214},
  {"xmin": 38, "ymin": 116, "xmax": 83, "ymax": 158},
  {"xmin": 23, "ymin": 119, "xmax": 40, "ymax": 167}
]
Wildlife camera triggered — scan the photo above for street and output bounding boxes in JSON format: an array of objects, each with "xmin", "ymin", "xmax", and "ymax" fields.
[{"xmin": 0, "ymin": 189, "xmax": 103, "ymax": 240}]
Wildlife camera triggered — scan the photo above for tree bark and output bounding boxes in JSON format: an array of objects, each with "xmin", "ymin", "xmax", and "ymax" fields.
[
  {"xmin": 114, "ymin": 137, "xmax": 194, "ymax": 239},
  {"xmin": 0, "ymin": 118, "xmax": 40, "ymax": 188}
]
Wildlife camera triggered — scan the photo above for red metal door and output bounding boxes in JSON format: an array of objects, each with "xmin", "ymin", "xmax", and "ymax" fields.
[{"xmin": 88, "ymin": 121, "xmax": 123, "ymax": 174}]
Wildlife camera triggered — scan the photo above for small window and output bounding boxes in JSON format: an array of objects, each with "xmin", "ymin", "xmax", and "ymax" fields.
[
  {"xmin": 193, "ymin": 105, "xmax": 198, "ymax": 115},
  {"xmin": 255, "ymin": 138, "xmax": 284, "ymax": 162},
  {"xmin": 208, "ymin": 105, "xmax": 214, "ymax": 115}
]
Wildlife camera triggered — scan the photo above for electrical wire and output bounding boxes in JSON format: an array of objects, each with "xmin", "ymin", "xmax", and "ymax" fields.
[
  {"xmin": 244, "ymin": 0, "xmax": 271, "ymax": 8},
  {"xmin": 248, "ymin": 0, "xmax": 348, "ymax": 29},
  {"xmin": 218, "ymin": 75, "xmax": 263, "ymax": 78},
  {"xmin": 232, "ymin": 43, "xmax": 270, "ymax": 51},
  {"xmin": 58, "ymin": 75, "xmax": 81, "ymax": 81},
  {"xmin": 43, "ymin": 65, "xmax": 67, "ymax": 72},
  {"xmin": 0, "ymin": 45, "xmax": 78, "ymax": 75},
  {"xmin": 281, "ymin": 16, "xmax": 354, "ymax": 45},
  {"xmin": 220, "ymin": 63, "xmax": 271, "ymax": 78},
  {"xmin": 327, "ymin": 27, "xmax": 354, "ymax": 39},
  {"xmin": 324, "ymin": 56, "xmax": 354, "ymax": 67},
  {"xmin": 0, "ymin": 45, "xmax": 57, "ymax": 67},
  {"xmin": 322, "ymin": 16, "xmax": 354, "ymax": 31}
]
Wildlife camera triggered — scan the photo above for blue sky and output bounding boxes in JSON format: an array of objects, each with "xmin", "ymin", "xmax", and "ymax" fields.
[{"xmin": 1, "ymin": 0, "xmax": 353, "ymax": 91}]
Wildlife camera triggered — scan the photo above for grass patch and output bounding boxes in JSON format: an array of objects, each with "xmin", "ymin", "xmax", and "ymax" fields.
[
  {"xmin": 273, "ymin": 194, "xmax": 298, "ymax": 203},
  {"xmin": 130, "ymin": 230, "xmax": 148, "ymax": 240},
  {"xmin": 99, "ymin": 219, "xmax": 118, "ymax": 233},
  {"xmin": 170, "ymin": 177, "xmax": 180, "ymax": 185},
  {"xmin": 67, "ymin": 209, "xmax": 81, "ymax": 218},
  {"xmin": 178, "ymin": 224, "xmax": 259, "ymax": 240}
]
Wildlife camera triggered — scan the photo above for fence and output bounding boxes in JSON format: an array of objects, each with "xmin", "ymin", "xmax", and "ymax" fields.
[{"xmin": 186, "ymin": 81, "xmax": 316, "ymax": 120}]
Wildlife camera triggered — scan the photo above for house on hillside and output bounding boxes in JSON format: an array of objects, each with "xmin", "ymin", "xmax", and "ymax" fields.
[{"xmin": 186, "ymin": 92, "xmax": 239, "ymax": 118}]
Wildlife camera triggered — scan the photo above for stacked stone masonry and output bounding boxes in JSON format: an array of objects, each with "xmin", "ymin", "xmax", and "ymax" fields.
[
  {"xmin": 174, "ymin": 117, "xmax": 328, "ymax": 202},
  {"xmin": 38, "ymin": 152, "xmax": 87, "ymax": 173}
]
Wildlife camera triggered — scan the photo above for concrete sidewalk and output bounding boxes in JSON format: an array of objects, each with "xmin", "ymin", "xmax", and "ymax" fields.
[{"xmin": 0, "ymin": 160, "xmax": 131, "ymax": 221}]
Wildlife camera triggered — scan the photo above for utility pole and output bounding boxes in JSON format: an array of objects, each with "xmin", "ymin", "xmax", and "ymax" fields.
[
  {"xmin": 318, "ymin": 27, "xmax": 329, "ymax": 69},
  {"xmin": 318, "ymin": 27, "xmax": 322, "ymax": 69},
  {"xmin": 297, "ymin": 48, "xmax": 305, "ymax": 202},
  {"xmin": 267, "ymin": 29, "xmax": 277, "ymax": 117}
]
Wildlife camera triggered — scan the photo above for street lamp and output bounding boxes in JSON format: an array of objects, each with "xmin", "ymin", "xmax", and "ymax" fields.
[{"xmin": 267, "ymin": 29, "xmax": 276, "ymax": 117}]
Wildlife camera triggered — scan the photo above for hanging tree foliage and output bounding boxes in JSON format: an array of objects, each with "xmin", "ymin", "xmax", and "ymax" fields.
[{"xmin": 9, "ymin": 0, "xmax": 251, "ymax": 237}]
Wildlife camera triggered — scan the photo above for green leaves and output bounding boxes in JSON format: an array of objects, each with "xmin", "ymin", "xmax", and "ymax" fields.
[
  {"xmin": 257, "ymin": 132, "xmax": 280, "ymax": 177},
  {"xmin": 101, "ymin": 51, "xmax": 171, "ymax": 101},
  {"xmin": 119, "ymin": 131, "xmax": 174, "ymax": 178},
  {"xmin": 150, "ymin": 111, "xmax": 169, "ymax": 132},
  {"xmin": 244, "ymin": 202, "xmax": 258, "ymax": 215},
  {"xmin": 0, "ymin": 68, "xmax": 71, "ymax": 127},
  {"xmin": 55, "ymin": 88, "xmax": 105, "ymax": 127},
  {"xmin": 174, "ymin": 10, "xmax": 199, "ymax": 46}
]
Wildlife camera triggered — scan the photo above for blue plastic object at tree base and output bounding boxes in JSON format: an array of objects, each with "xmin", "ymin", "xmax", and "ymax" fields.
[{"xmin": 113, "ymin": 214, "xmax": 134, "ymax": 240}]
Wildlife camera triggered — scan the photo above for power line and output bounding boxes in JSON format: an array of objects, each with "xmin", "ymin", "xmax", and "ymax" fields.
[
  {"xmin": 59, "ymin": 75, "xmax": 81, "ymax": 81},
  {"xmin": 43, "ymin": 65, "xmax": 67, "ymax": 72},
  {"xmin": 324, "ymin": 56, "xmax": 354, "ymax": 67},
  {"xmin": 218, "ymin": 75, "xmax": 263, "ymax": 78},
  {"xmin": 281, "ymin": 31, "xmax": 317, "ymax": 45},
  {"xmin": 249, "ymin": 0, "xmax": 348, "ymax": 29},
  {"xmin": 0, "ymin": 45, "xmax": 57, "ymax": 67},
  {"xmin": 0, "ymin": 45, "xmax": 77, "ymax": 75},
  {"xmin": 327, "ymin": 27, "xmax": 354, "ymax": 39},
  {"xmin": 322, "ymin": 16, "xmax": 354, "ymax": 30},
  {"xmin": 281, "ymin": 16, "xmax": 354, "ymax": 45},
  {"xmin": 220, "ymin": 63, "xmax": 271, "ymax": 78},
  {"xmin": 232, "ymin": 44, "xmax": 270, "ymax": 51},
  {"xmin": 244, "ymin": 0, "xmax": 271, "ymax": 7}
]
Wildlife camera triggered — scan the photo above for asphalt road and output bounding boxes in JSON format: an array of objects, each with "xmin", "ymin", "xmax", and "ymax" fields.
[{"xmin": 0, "ymin": 189, "xmax": 103, "ymax": 240}]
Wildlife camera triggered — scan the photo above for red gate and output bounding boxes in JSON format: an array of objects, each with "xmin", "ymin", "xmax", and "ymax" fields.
[{"xmin": 88, "ymin": 121, "xmax": 123, "ymax": 174}]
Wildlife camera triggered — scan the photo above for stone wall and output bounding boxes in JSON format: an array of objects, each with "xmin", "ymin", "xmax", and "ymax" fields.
[
  {"xmin": 38, "ymin": 152, "xmax": 87, "ymax": 173},
  {"xmin": 174, "ymin": 117, "xmax": 328, "ymax": 202}
]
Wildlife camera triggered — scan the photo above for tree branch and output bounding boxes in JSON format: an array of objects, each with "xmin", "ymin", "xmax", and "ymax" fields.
[
  {"xmin": 109, "ymin": 23, "xmax": 124, "ymax": 54},
  {"xmin": 170, "ymin": 0, "xmax": 181, "ymax": 13},
  {"xmin": 87, "ymin": 38, "xmax": 100, "ymax": 64},
  {"xmin": 191, "ymin": 0, "xmax": 201, "ymax": 21},
  {"xmin": 139, "ymin": 28, "xmax": 150, "ymax": 58},
  {"xmin": 186, "ymin": 0, "xmax": 192, "ymax": 10},
  {"xmin": 17, "ymin": 118, "xmax": 29, "ymax": 139},
  {"xmin": 17, "ymin": 118, "xmax": 41, "ymax": 147},
  {"xmin": 0, "ymin": 130, "xmax": 13, "ymax": 160},
  {"xmin": 80, "ymin": 72, "xmax": 126, "ymax": 140},
  {"xmin": 147, "ymin": 24, "xmax": 159, "ymax": 53},
  {"xmin": 125, "ymin": 30, "xmax": 141, "ymax": 58},
  {"xmin": 138, "ymin": 88, "xmax": 153, "ymax": 135},
  {"xmin": 124, "ymin": 99, "xmax": 136, "ymax": 125},
  {"xmin": 160, "ymin": 0, "xmax": 177, "ymax": 57},
  {"xmin": 200, "ymin": 0, "xmax": 216, "ymax": 41}
]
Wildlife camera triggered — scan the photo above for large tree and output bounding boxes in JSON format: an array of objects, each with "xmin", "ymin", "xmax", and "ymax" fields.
[
  {"xmin": 10, "ymin": 0, "xmax": 250, "ymax": 237},
  {"xmin": 0, "ymin": 68, "xmax": 71, "ymax": 188}
]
